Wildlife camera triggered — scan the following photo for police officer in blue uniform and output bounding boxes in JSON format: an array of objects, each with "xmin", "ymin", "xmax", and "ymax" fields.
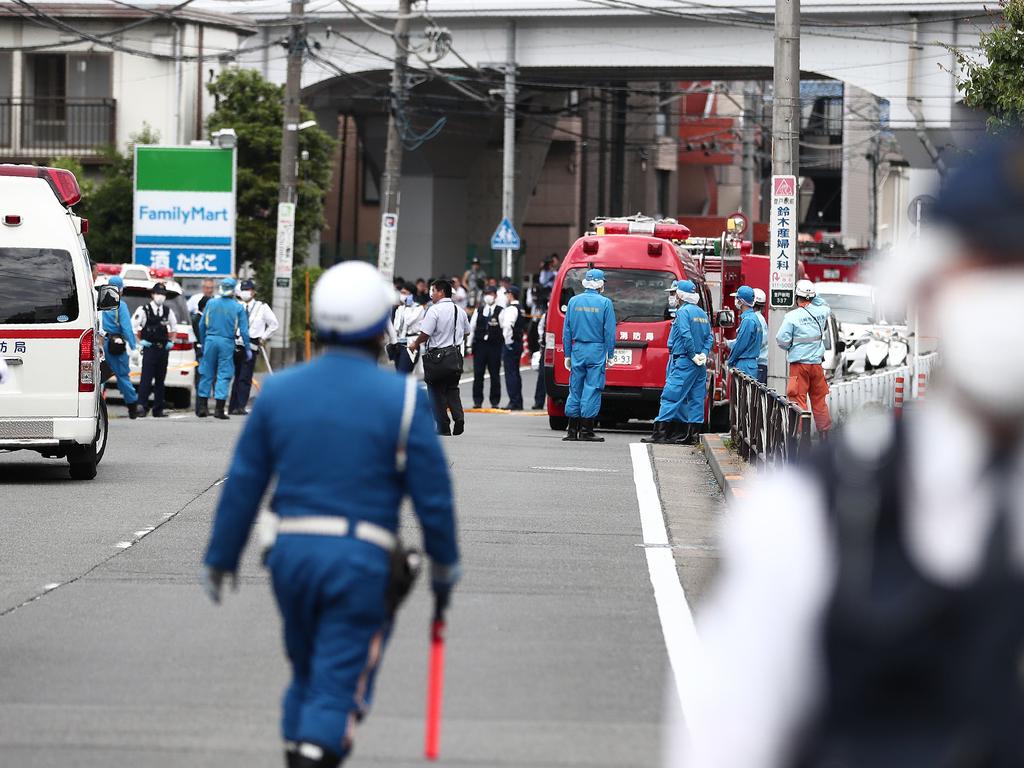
[
  {"xmin": 100, "ymin": 275, "xmax": 140, "ymax": 419},
  {"xmin": 197, "ymin": 277, "xmax": 250, "ymax": 420},
  {"xmin": 562, "ymin": 268, "xmax": 617, "ymax": 442},
  {"xmin": 726, "ymin": 285, "xmax": 763, "ymax": 381},
  {"xmin": 201, "ymin": 261, "xmax": 461, "ymax": 768},
  {"xmin": 642, "ymin": 280, "xmax": 712, "ymax": 445}
]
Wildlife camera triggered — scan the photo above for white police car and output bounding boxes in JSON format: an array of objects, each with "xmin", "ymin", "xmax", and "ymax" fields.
[{"xmin": 0, "ymin": 165, "xmax": 118, "ymax": 480}]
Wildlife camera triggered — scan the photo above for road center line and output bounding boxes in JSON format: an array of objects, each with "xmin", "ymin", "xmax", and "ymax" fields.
[
  {"xmin": 629, "ymin": 442, "xmax": 706, "ymax": 735},
  {"xmin": 530, "ymin": 466, "xmax": 620, "ymax": 473}
]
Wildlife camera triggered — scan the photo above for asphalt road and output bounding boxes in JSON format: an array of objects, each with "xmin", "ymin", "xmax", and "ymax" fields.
[{"xmin": 0, "ymin": 370, "xmax": 721, "ymax": 767}]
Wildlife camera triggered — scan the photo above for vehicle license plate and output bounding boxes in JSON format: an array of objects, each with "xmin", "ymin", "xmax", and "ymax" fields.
[{"xmin": 612, "ymin": 349, "xmax": 633, "ymax": 366}]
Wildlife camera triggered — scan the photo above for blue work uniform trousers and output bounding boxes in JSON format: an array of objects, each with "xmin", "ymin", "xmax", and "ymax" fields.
[
  {"xmin": 565, "ymin": 342, "xmax": 607, "ymax": 419},
  {"xmin": 472, "ymin": 343, "xmax": 502, "ymax": 407},
  {"xmin": 229, "ymin": 346, "xmax": 257, "ymax": 412},
  {"xmin": 656, "ymin": 358, "xmax": 706, "ymax": 424},
  {"xmin": 198, "ymin": 336, "xmax": 235, "ymax": 400},
  {"xmin": 104, "ymin": 341, "xmax": 138, "ymax": 406},
  {"xmin": 732, "ymin": 358, "xmax": 759, "ymax": 381},
  {"xmin": 137, "ymin": 344, "xmax": 169, "ymax": 413},
  {"xmin": 268, "ymin": 536, "xmax": 392, "ymax": 753},
  {"xmin": 502, "ymin": 342, "xmax": 523, "ymax": 409}
]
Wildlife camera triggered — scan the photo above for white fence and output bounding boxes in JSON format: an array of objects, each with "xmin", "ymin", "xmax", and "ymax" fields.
[{"xmin": 826, "ymin": 353, "xmax": 939, "ymax": 427}]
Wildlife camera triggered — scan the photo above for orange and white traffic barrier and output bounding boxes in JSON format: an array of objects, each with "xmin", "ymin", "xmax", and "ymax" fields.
[
  {"xmin": 894, "ymin": 375, "xmax": 905, "ymax": 412},
  {"xmin": 917, "ymin": 372, "xmax": 927, "ymax": 400}
]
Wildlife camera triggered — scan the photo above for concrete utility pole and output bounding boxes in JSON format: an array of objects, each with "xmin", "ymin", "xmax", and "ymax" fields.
[
  {"xmin": 501, "ymin": 21, "xmax": 517, "ymax": 280},
  {"xmin": 377, "ymin": 0, "xmax": 414, "ymax": 283},
  {"xmin": 271, "ymin": 0, "xmax": 305, "ymax": 369},
  {"xmin": 767, "ymin": 0, "xmax": 800, "ymax": 393},
  {"xmin": 741, "ymin": 83, "xmax": 757, "ymax": 220}
]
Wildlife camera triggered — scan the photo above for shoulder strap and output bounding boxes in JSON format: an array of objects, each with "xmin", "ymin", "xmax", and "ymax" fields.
[
  {"xmin": 802, "ymin": 306, "xmax": 824, "ymax": 335},
  {"xmin": 396, "ymin": 376, "xmax": 418, "ymax": 473},
  {"xmin": 452, "ymin": 304, "xmax": 458, "ymax": 346}
]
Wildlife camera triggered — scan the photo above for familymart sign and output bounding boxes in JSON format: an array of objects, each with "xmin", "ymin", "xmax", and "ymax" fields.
[{"xmin": 132, "ymin": 145, "xmax": 236, "ymax": 278}]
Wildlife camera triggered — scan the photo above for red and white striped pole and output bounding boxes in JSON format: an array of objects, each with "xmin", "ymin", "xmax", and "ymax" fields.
[
  {"xmin": 917, "ymin": 372, "xmax": 927, "ymax": 401},
  {"xmin": 894, "ymin": 374, "xmax": 905, "ymax": 414}
]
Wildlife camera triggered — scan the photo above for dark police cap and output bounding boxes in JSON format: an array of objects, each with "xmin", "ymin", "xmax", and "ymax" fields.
[
  {"xmin": 507, "ymin": 285, "xmax": 521, "ymax": 298},
  {"xmin": 933, "ymin": 137, "xmax": 1024, "ymax": 257},
  {"xmin": 239, "ymin": 279, "xmax": 256, "ymax": 291},
  {"xmin": 151, "ymin": 282, "xmax": 168, "ymax": 295},
  {"xmin": 483, "ymin": 285, "xmax": 497, "ymax": 294}
]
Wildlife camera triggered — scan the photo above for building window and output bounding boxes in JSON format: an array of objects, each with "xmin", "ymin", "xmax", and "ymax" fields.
[
  {"xmin": 656, "ymin": 169, "xmax": 670, "ymax": 219},
  {"xmin": 0, "ymin": 53, "xmax": 11, "ymax": 148},
  {"xmin": 362, "ymin": 147, "xmax": 381, "ymax": 205},
  {"xmin": 21, "ymin": 53, "xmax": 112, "ymax": 149},
  {"xmin": 655, "ymin": 82, "xmax": 671, "ymax": 138}
]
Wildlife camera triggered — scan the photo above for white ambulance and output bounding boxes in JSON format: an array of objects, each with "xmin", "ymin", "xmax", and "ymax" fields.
[{"xmin": 0, "ymin": 165, "xmax": 118, "ymax": 480}]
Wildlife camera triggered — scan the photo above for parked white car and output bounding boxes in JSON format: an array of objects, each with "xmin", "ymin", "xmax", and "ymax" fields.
[
  {"xmin": 0, "ymin": 165, "xmax": 119, "ymax": 479},
  {"xmin": 815, "ymin": 281, "xmax": 909, "ymax": 376}
]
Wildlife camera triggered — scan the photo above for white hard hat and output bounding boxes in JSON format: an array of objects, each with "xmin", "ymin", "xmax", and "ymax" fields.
[
  {"xmin": 752, "ymin": 288, "xmax": 766, "ymax": 305},
  {"xmin": 312, "ymin": 261, "xmax": 395, "ymax": 343},
  {"xmin": 795, "ymin": 279, "xmax": 816, "ymax": 299}
]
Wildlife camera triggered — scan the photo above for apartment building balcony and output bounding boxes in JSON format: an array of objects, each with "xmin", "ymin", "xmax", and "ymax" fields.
[{"xmin": 0, "ymin": 97, "xmax": 116, "ymax": 160}]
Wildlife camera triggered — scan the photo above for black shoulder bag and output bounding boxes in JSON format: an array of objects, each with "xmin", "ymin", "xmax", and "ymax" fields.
[{"xmin": 422, "ymin": 304, "xmax": 464, "ymax": 383}]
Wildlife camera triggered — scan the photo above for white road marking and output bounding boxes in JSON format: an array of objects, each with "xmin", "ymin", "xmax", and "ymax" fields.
[
  {"xmin": 530, "ymin": 466, "xmax": 620, "ymax": 473},
  {"xmin": 458, "ymin": 364, "xmax": 532, "ymax": 386},
  {"xmin": 629, "ymin": 442, "xmax": 705, "ymax": 735},
  {"xmin": 169, "ymin": 414, "xmax": 189, "ymax": 420},
  {"xmin": 115, "ymin": 541, "xmax": 132, "ymax": 549},
  {"xmin": 43, "ymin": 583, "xmax": 60, "ymax": 591}
]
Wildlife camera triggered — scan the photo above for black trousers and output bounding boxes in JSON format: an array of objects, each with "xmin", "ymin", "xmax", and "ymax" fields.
[
  {"xmin": 472, "ymin": 343, "xmax": 502, "ymax": 407},
  {"xmin": 503, "ymin": 342, "xmax": 523, "ymax": 409},
  {"xmin": 427, "ymin": 372, "xmax": 464, "ymax": 433},
  {"xmin": 138, "ymin": 345, "xmax": 169, "ymax": 413},
  {"xmin": 533, "ymin": 357, "xmax": 547, "ymax": 407},
  {"xmin": 230, "ymin": 347, "xmax": 257, "ymax": 411},
  {"xmin": 394, "ymin": 344, "xmax": 418, "ymax": 374}
]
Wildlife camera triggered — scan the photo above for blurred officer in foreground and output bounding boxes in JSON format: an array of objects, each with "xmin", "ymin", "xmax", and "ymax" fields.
[
  {"xmin": 201, "ymin": 261, "xmax": 460, "ymax": 768},
  {"xmin": 197, "ymin": 277, "xmax": 250, "ymax": 420},
  {"xmin": 683, "ymin": 137, "xmax": 1024, "ymax": 768},
  {"xmin": 777, "ymin": 279, "xmax": 833, "ymax": 435},
  {"xmin": 100, "ymin": 276, "xmax": 140, "ymax": 419},
  {"xmin": 562, "ymin": 268, "xmax": 616, "ymax": 442},
  {"xmin": 642, "ymin": 280, "xmax": 711, "ymax": 445},
  {"xmin": 726, "ymin": 285, "xmax": 763, "ymax": 381},
  {"xmin": 752, "ymin": 288, "xmax": 769, "ymax": 384}
]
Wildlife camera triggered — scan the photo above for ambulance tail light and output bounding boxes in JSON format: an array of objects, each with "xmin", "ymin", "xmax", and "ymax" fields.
[
  {"xmin": 648, "ymin": 242, "xmax": 663, "ymax": 256},
  {"xmin": 544, "ymin": 332, "xmax": 556, "ymax": 366},
  {"xmin": 582, "ymin": 239, "xmax": 599, "ymax": 255},
  {"xmin": 171, "ymin": 331, "xmax": 193, "ymax": 352},
  {"xmin": 740, "ymin": 240, "xmax": 753, "ymax": 255},
  {"xmin": 79, "ymin": 329, "xmax": 95, "ymax": 392},
  {"xmin": 597, "ymin": 220, "xmax": 691, "ymax": 240},
  {"xmin": 0, "ymin": 165, "xmax": 82, "ymax": 207}
]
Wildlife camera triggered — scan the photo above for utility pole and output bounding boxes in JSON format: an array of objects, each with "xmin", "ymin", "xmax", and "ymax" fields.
[
  {"xmin": 741, "ymin": 83, "xmax": 757, "ymax": 220},
  {"xmin": 271, "ymin": 0, "xmax": 305, "ymax": 370},
  {"xmin": 767, "ymin": 0, "xmax": 800, "ymax": 393},
  {"xmin": 377, "ymin": 0, "xmax": 413, "ymax": 283},
  {"xmin": 501, "ymin": 21, "xmax": 517, "ymax": 280}
]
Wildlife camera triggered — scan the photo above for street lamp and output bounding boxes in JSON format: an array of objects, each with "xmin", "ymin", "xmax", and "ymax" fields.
[{"xmin": 212, "ymin": 128, "xmax": 237, "ymax": 149}]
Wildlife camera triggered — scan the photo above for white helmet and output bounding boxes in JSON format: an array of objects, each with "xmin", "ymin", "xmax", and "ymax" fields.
[
  {"xmin": 752, "ymin": 288, "xmax": 766, "ymax": 305},
  {"xmin": 312, "ymin": 261, "xmax": 395, "ymax": 343},
  {"xmin": 795, "ymin": 279, "xmax": 816, "ymax": 299}
]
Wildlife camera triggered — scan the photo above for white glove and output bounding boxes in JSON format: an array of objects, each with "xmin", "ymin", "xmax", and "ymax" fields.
[
  {"xmin": 692, "ymin": 353, "xmax": 708, "ymax": 366},
  {"xmin": 129, "ymin": 349, "xmax": 142, "ymax": 368},
  {"xmin": 563, "ymin": 357, "xmax": 571, "ymax": 371}
]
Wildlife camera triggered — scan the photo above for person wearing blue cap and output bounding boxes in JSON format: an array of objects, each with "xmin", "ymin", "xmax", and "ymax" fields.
[
  {"xmin": 562, "ymin": 268, "xmax": 617, "ymax": 442},
  {"xmin": 197, "ymin": 277, "xmax": 250, "ymax": 419},
  {"xmin": 643, "ymin": 279, "xmax": 713, "ymax": 444},
  {"xmin": 201, "ymin": 261, "xmax": 460, "ymax": 768},
  {"xmin": 100, "ymin": 275, "xmax": 140, "ymax": 419},
  {"xmin": 726, "ymin": 285, "xmax": 763, "ymax": 382}
]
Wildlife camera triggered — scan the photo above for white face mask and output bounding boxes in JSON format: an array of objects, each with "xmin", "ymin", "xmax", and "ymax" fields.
[
  {"xmin": 152, "ymin": 294, "xmax": 166, "ymax": 306},
  {"xmin": 483, "ymin": 294, "xmax": 496, "ymax": 305},
  {"xmin": 238, "ymin": 290, "xmax": 253, "ymax": 302},
  {"xmin": 667, "ymin": 295, "xmax": 679, "ymax": 308},
  {"xmin": 933, "ymin": 268, "xmax": 1024, "ymax": 418}
]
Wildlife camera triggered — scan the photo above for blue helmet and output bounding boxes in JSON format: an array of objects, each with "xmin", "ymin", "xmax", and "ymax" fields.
[
  {"xmin": 676, "ymin": 279, "xmax": 696, "ymax": 294},
  {"xmin": 664, "ymin": 280, "xmax": 680, "ymax": 293},
  {"xmin": 732, "ymin": 285, "xmax": 755, "ymax": 306},
  {"xmin": 585, "ymin": 268, "xmax": 605, "ymax": 282},
  {"xmin": 219, "ymin": 277, "xmax": 237, "ymax": 296},
  {"xmin": 582, "ymin": 268, "xmax": 606, "ymax": 290},
  {"xmin": 108, "ymin": 275, "xmax": 124, "ymax": 288}
]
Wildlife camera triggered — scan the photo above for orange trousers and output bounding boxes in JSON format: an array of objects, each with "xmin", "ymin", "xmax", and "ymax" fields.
[{"xmin": 787, "ymin": 362, "xmax": 832, "ymax": 433}]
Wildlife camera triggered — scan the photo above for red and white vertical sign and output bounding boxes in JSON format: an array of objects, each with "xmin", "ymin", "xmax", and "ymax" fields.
[{"xmin": 769, "ymin": 175, "xmax": 797, "ymax": 308}]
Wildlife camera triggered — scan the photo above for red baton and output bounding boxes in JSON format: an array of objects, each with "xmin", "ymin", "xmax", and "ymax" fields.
[{"xmin": 424, "ymin": 618, "xmax": 446, "ymax": 760}]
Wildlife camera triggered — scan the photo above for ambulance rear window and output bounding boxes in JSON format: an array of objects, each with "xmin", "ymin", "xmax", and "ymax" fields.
[
  {"xmin": 0, "ymin": 248, "xmax": 79, "ymax": 324},
  {"xmin": 560, "ymin": 268, "xmax": 677, "ymax": 323}
]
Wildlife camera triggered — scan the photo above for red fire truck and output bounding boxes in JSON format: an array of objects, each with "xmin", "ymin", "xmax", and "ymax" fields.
[{"xmin": 544, "ymin": 217, "xmax": 735, "ymax": 431}]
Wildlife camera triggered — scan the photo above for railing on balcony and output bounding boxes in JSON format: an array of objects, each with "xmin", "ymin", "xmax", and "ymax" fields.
[{"xmin": 0, "ymin": 97, "xmax": 116, "ymax": 157}]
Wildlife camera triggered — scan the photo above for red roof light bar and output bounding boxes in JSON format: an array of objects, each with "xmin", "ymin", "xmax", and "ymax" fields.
[{"xmin": 0, "ymin": 164, "xmax": 82, "ymax": 208}]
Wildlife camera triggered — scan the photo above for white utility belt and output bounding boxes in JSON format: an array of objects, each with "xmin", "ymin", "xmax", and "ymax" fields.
[{"xmin": 275, "ymin": 515, "xmax": 397, "ymax": 552}]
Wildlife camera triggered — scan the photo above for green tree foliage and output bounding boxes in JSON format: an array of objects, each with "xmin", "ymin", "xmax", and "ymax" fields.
[
  {"xmin": 953, "ymin": 1, "xmax": 1024, "ymax": 134},
  {"xmin": 205, "ymin": 68, "xmax": 336, "ymax": 268}
]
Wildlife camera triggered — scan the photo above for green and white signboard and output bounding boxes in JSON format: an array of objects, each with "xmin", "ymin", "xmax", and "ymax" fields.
[{"xmin": 133, "ymin": 145, "xmax": 236, "ymax": 278}]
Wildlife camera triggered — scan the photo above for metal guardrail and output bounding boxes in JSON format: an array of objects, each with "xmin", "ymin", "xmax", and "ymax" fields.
[
  {"xmin": 827, "ymin": 352, "xmax": 940, "ymax": 427},
  {"xmin": 0, "ymin": 97, "xmax": 116, "ymax": 156},
  {"xmin": 729, "ymin": 370, "xmax": 812, "ymax": 469}
]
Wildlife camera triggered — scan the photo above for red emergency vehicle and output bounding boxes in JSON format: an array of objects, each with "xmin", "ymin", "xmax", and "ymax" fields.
[{"xmin": 544, "ymin": 217, "xmax": 727, "ymax": 431}]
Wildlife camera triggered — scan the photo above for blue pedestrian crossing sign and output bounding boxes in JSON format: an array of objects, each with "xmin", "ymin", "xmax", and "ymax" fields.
[{"xmin": 490, "ymin": 217, "xmax": 521, "ymax": 250}]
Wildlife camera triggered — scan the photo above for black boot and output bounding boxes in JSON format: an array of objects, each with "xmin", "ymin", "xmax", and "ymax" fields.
[
  {"xmin": 665, "ymin": 422, "xmax": 689, "ymax": 444},
  {"xmin": 290, "ymin": 742, "xmax": 343, "ymax": 768},
  {"xmin": 562, "ymin": 417, "xmax": 580, "ymax": 441},
  {"xmin": 128, "ymin": 402, "xmax": 139, "ymax": 420},
  {"xmin": 214, "ymin": 399, "xmax": 229, "ymax": 420},
  {"xmin": 578, "ymin": 418, "xmax": 605, "ymax": 442},
  {"xmin": 196, "ymin": 399, "xmax": 209, "ymax": 418},
  {"xmin": 669, "ymin": 422, "xmax": 697, "ymax": 445},
  {"xmin": 641, "ymin": 421, "xmax": 668, "ymax": 444}
]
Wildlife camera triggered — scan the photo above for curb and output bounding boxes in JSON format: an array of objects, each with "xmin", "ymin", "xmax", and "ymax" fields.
[{"xmin": 700, "ymin": 433, "xmax": 751, "ymax": 504}]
